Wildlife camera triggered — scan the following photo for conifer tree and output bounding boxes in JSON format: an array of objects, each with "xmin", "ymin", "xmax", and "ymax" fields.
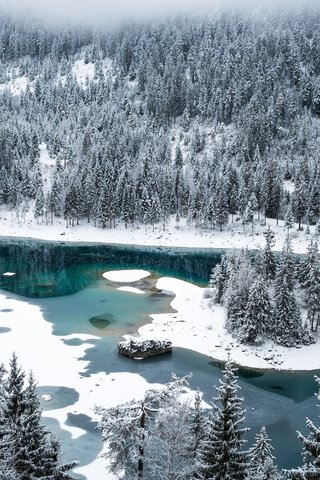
[
  {"xmin": 273, "ymin": 238, "xmax": 313, "ymax": 345},
  {"xmin": 200, "ymin": 360, "xmax": 249, "ymax": 480},
  {"xmin": 249, "ymin": 426, "xmax": 281, "ymax": 480},
  {"xmin": 301, "ymin": 242, "xmax": 320, "ymax": 332},
  {"xmin": 95, "ymin": 375, "xmax": 191, "ymax": 480},
  {"xmin": 240, "ymin": 277, "xmax": 273, "ymax": 344},
  {"xmin": 261, "ymin": 227, "xmax": 276, "ymax": 281},
  {"xmin": 285, "ymin": 377, "xmax": 320, "ymax": 479},
  {"xmin": 0, "ymin": 354, "xmax": 77, "ymax": 479}
]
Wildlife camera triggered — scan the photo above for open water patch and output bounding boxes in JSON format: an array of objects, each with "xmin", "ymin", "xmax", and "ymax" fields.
[
  {"xmin": 37, "ymin": 386, "xmax": 79, "ymax": 411},
  {"xmin": 63, "ymin": 338, "xmax": 97, "ymax": 347},
  {"xmin": 0, "ymin": 327, "xmax": 11, "ymax": 333}
]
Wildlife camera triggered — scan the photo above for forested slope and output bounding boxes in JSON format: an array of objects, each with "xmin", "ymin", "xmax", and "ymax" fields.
[{"xmin": 0, "ymin": 7, "xmax": 320, "ymax": 231}]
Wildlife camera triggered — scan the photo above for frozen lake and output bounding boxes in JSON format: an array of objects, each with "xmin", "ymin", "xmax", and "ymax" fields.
[{"xmin": 0, "ymin": 238, "xmax": 317, "ymax": 476}]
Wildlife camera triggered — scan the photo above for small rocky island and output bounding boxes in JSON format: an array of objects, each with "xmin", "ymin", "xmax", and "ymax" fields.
[{"xmin": 117, "ymin": 339, "xmax": 172, "ymax": 359}]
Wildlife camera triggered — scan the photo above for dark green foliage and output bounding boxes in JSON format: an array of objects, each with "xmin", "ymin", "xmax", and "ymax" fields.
[{"xmin": 240, "ymin": 278, "xmax": 273, "ymax": 344}]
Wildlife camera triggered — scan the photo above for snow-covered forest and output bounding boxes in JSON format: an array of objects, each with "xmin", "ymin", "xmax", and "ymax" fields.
[
  {"xmin": 209, "ymin": 231, "xmax": 320, "ymax": 347},
  {"xmin": 2, "ymin": 3, "xmax": 320, "ymax": 479},
  {"xmin": 2, "ymin": 354, "xmax": 320, "ymax": 480},
  {"xmin": 1, "ymin": 6, "xmax": 320, "ymax": 231}
]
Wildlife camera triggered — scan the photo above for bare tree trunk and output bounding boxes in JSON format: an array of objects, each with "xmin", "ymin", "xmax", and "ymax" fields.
[{"xmin": 138, "ymin": 406, "xmax": 145, "ymax": 480}]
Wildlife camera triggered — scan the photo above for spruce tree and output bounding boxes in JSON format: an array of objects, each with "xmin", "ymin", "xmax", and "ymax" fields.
[
  {"xmin": 249, "ymin": 426, "xmax": 281, "ymax": 480},
  {"xmin": 306, "ymin": 262, "xmax": 320, "ymax": 332},
  {"xmin": 240, "ymin": 277, "xmax": 273, "ymax": 344},
  {"xmin": 261, "ymin": 227, "xmax": 276, "ymax": 282},
  {"xmin": 0, "ymin": 355, "xmax": 77, "ymax": 479},
  {"xmin": 285, "ymin": 377, "xmax": 320, "ymax": 479},
  {"xmin": 200, "ymin": 360, "xmax": 249, "ymax": 480},
  {"xmin": 299, "ymin": 242, "xmax": 320, "ymax": 331},
  {"xmin": 274, "ymin": 237, "xmax": 314, "ymax": 345}
]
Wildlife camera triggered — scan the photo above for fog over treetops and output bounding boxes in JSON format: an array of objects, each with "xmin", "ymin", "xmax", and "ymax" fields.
[{"xmin": 0, "ymin": 0, "xmax": 317, "ymax": 24}]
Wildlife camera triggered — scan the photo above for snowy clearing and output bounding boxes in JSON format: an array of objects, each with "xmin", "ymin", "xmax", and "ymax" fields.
[{"xmin": 0, "ymin": 75, "xmax": 29, "ymax": 95}]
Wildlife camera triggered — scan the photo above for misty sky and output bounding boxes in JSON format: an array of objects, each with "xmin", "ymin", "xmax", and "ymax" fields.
[{"xmin": 0, "ymin": 0, "xmax": 316, "ymax": 24}]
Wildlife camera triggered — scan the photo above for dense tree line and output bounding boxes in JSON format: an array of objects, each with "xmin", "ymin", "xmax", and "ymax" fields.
[
  {"xmin": 209, "ymin": 232, "xmax": 320, "ymax": 347},
  {"xmin": 0, "ymin": 353, "xmax": 77, "ymax": 479},
  {"xmin": 0, "ymin": 8, "xmax": 320, "ymax": 231},
  {"xmin": 96, "ymin": 359, "xmax": 320, "ymax": 479}
]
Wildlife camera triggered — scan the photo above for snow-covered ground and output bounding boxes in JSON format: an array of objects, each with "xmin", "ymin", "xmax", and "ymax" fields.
[
  {"xmin": 140, "ymin": 276, "xmax": 320, "ymax": 372},
  {"xmin": 0, "ymin": 75, "xmax": 29, "ymax": 95},
  {"xmin": 0, "ymin": 206, "xmax": 316, "ymax": 255},
  {"xmin": 102, "ymin": 270, "xmax": 150, "ymax": 282}
]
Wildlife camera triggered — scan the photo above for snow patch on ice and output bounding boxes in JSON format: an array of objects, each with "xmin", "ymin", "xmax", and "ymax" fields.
[
  {"xmin": 117, "ymin": 286, "xmax": 145, "ymax": 295},
  {"xmin": 102, "ymin": 270, "xmax": 150, "ymax": 283}
]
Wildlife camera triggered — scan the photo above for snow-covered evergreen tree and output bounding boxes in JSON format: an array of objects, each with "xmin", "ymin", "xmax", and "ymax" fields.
[
  {"xmin": 199, "ymin": 359, "xmax": 249, "ymax": 480},
  {"xmin": 261, "ymin": 227, "xmax": 276, "ymax": 282},
  {"xmin": 248, "ymin": 426, "xmax": 281, "ymax": 480},
  {"xmin": 0, "ymin": 354, "xmax": 77, "ymax": 479},
  {"xmin": 95, "ymin": 375, "xmax": 194, "ymax": 479},
  {"xmin": 240, "ymin": 277, "xmax": 273, "ymax": 344},
  {"xmin": 273, "ymin": 237, "xmax": 313, "ymax": 346},
  {"xmin": 285, "ymin": 376, "xmax": 320, "ymax": 479}
]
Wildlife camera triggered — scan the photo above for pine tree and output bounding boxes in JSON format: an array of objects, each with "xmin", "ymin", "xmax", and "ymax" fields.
[
  {"xmin": 0, "ymin": 355, "xmax": 77, "ymax": 479},
  {"xmin": 224, "ymin": 251, "xmax": 255, "ymax": 336},
  {"xmin": 301, "ymin": 243, "xmax": 320, "ymax": 332},
  {"xmin": 272, "ymin": 234, "xmax": 308, "ymax": 346},
  {"xmin": 292, "ymin": 175, "xmax": 308, "ymax": 231},
  {"xmin": 275, "ymin": 236, "xmax": 296, "ymax": 291},
  {"xmin": 34, "ymin": 187, "xmax": 45, "ymax": 222},
  {"xmin": 200, "ymin": 360, "xmax": 249, "ymax": 480},
  {"xmin": 285, "ymin": 376, "xmax": 320, "ymax": 479},
  {"xmin": 284, "ymin": 203, "xmax": 294, "ymax": 232},
  {"xmin": 208, "ymin": 255, "xmax": 229, "ymax": 304},
  {"xmin": 214, "ymin": 178, "xmax": 229, "ymax": 231},
  {"xmin": 249, "ymin": 426, "xmax": 281, "ymax": 480},
  {"xmin": 261, "ymin": 227, "xmax": 276, "ymax": 281},
  {"xmin": 240, "ymin": 277, "xmax": 273, "ymax": 344}
]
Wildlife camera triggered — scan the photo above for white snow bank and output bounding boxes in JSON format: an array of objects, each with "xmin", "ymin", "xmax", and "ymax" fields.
[
  {"xmin": 39, "ymin": 143, "xmax": 56, "ymax": 167},
  {"xmin": 0, "ymin": 210, "xmax": 316, "ymax": 255},
  {"xmin": 117, "ymin": 286, "xmax": 145, "ymax": 295},
  {"xmin": 102, "ymin": 270, "xmax": 150, "ymax": 282},
  {"xmin": 140, "ymin": 277, "xmax": 320, "ymax": 372}
]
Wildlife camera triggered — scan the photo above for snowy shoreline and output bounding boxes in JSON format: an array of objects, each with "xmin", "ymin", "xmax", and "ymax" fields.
[
  {"xmin": 0, "ymin": 221, "xmax": 318, "ymax": 373},
  {"xmin": 0, "ymin": 206, "xmax": 316, "ymax": 254},
  {"xmin": 134, "ymin": 276, "xmax": 320, "ymax": 373}
]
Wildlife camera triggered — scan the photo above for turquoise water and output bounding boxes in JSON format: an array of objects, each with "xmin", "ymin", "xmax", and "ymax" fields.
[
  {"xmin": 0, "ymin": 238, "xmax": 317, "ymax": 473},
  {"xmin": 0, "ymin": 237, "xmax": 224, "ymax": 297}
]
